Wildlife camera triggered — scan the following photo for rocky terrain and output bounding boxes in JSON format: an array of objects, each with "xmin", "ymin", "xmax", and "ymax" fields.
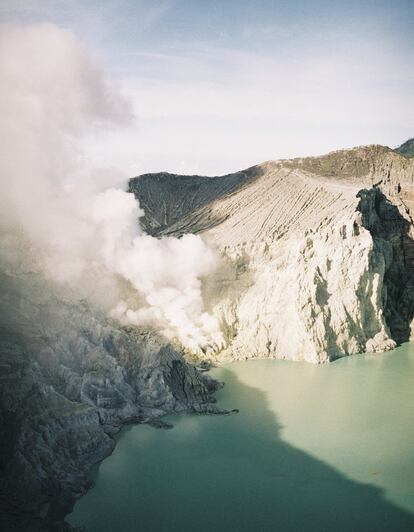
[
  {"xmin": 0, "ymin": 260, "xmax": 225, "ymax": 531},
  {"xmin": 130, "ymin": 144, "xmax": 414, "ymax": 363},
  {"xmin": 2, "ymin": 141, "xmax": 414, "ymax": 531}
]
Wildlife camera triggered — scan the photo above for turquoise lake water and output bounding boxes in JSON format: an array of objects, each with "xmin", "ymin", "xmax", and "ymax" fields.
[{"xmin": 68, "ymin": 344, "xmax": 414, "ymax": 531}]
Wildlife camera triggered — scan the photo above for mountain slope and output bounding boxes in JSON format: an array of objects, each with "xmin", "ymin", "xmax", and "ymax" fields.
[
  {"xmin": 130, "ymin": 145, "xmax": 414, "ymax": 363},
  {"xmin": 128, "ymin": 168, "xmax": 258, "ymax": 235},
  {"xmin": 396, "ymin": 138, "xmax": 414, "ymax": 158}
]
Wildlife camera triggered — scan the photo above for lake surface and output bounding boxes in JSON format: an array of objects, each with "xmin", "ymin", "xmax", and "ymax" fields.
[{"xmin": 69, "ymin": 344, "xmax": 414, "ymax": 531}]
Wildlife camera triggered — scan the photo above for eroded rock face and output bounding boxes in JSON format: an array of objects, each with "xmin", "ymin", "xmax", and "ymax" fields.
[
  {"xmin": 357, "ymin": 188, "xmax": 414, "ymax": 343},
  {"xmin": 0, "ymin": 269, "xmax": 221, "ymax": 531},
  {"xmin": 132, "ymin": 145, "xmax": 414, "ymax": 363},
  {"xmin": 214, "ymin": 213, "xmax": 395, "ymax": 363},
  {"xmin": 2, "ymin": 144, "xmax": 414, "ymax": 530}
]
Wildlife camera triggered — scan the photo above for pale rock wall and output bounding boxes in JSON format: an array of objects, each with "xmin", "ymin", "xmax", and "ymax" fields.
[
  {"xmin": 215, "ymin": 209, "xmax": 395, "ymax": 363},
  {"xmin": 133, "ymin": 145, "xmax": 414, "ymax": 364}
]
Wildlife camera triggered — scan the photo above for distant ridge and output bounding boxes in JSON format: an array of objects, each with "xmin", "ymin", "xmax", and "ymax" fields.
[{"xmin": 396, "ymin": 138, "xmax": 414, "ymax": 158}]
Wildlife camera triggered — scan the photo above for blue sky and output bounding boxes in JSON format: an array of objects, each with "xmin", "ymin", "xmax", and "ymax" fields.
[{"xmin": 1, "ymin": 0, "xmax": 413, "ymax": 175}]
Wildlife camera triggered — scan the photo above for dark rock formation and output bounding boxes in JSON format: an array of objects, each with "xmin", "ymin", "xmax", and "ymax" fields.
[
  {"xmin": 0, "ymin": 270, "xmax": 223, "ymax": 531},
  {"xmin": 357, "ymin": 188, "xmax": 414, "ymax": 343},
  {"xmin": 128, "ymin": 169, "xmax": 258, "ymax": 235}
]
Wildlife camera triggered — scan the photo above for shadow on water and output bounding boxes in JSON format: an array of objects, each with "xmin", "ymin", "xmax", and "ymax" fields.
[{"xmin": 69, "ymin": 367, "xmax": 414, "ymax": 532}]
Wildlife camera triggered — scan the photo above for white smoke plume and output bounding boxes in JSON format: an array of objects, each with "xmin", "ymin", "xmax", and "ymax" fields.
[{"xmin": 0, "ymin": 23, "xmax": 223, "ymax": 353}]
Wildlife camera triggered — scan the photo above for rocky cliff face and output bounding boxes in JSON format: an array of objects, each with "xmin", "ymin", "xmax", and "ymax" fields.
[
  {"xmin": 130, "ymin": 145, "xmax": 414, "ymax": 363},
  {"xmin": 2, "ymin": 143, "xmax": 413, "ymax": 531},
  {"xmin": 0, "ymin": 265, "xmax": 223, "ymax": 531}
]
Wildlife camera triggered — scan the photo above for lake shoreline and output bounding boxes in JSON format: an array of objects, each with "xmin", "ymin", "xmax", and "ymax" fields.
[{"xmin": 69, "ymin": 344, "xmax": 414, "ymax": 532}]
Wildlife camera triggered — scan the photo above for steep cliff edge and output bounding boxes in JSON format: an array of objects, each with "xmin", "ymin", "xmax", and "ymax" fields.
[{"xmin": 130, "ymin": 145, "xmax": 414, "ymax": 363}]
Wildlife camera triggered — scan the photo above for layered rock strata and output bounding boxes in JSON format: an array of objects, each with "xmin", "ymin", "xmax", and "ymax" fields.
[{"xmin": 130, "ymin": 145, "xmax": 414, "ymax": 363}]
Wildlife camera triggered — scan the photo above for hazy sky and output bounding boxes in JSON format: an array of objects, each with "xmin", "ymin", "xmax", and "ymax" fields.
[{"xmin": 1, "ymin": 0, "xmax": 413, "ymax": 175}]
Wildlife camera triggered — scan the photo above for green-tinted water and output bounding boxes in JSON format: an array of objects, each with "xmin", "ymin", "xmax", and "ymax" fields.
[{"xmin": 68, "ymin": 344, "xmax": 414, "ymax": 531}]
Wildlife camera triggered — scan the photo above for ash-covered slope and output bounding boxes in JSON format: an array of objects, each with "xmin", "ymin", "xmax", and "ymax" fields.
[
  {"xmin": 130, "ymin": 145, "xmax": 414, "ymax": 363},
  {"xmin": 128, "ymin": 168, "xmax": 258, "ymax": 234},
  {"xmin": 0, "ymin": 264, "xmax": 223, "ymax": 532}
]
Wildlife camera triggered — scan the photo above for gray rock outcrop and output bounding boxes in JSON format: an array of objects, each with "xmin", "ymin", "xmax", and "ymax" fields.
[{"xmin": 0, "ymin": 267, "xmax": 222, "ymax": 531}]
